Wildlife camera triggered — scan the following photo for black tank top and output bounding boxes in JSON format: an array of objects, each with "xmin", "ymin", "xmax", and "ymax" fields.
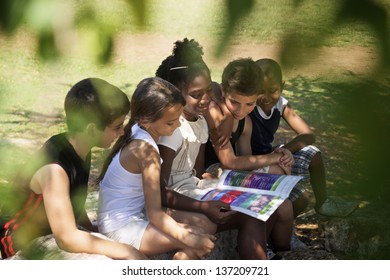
[
  {"xmin": 1, "ymin": 133, "xmax": 91, "ymax": 258},
  {"xmin": 205, "ymin": 118, "xmax": 246, "ymax": 168}
]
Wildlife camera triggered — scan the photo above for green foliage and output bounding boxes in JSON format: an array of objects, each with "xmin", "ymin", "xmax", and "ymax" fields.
[
  {"xmin": 336, "ymin": 0, "xmax": 390, "ymax": 66},
  {"xmin": 214, "ymin": 0, "xmax": 255, "ymax": 57},
  {"xmin": 0, "ymin": 0, "xmax": 149, "ymax": 64},
  {"xmin": 1, "ymin": 0, "xmax": 388, "ymax": 64},
  {"xmin": 0, "ymin": 0, "xmax": 31, "ymax": 34},
  {"xmin": 124, "ymin": 0, "xmax": 148, "ymax": 27}
]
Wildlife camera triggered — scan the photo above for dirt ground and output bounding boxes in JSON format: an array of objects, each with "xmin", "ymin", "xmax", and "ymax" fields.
[{"xmin": 113, "ymin": 33, "xmax": 379, "ymax": 79}]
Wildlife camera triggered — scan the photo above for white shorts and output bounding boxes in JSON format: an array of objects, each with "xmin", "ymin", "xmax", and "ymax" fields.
[
  {"xmin": 105, "ymin": 219, "xmax": 149, "ymax": 250},
  {"xmin": 170, "ymin": 176, "xmax": 219, "ymax": 199}
]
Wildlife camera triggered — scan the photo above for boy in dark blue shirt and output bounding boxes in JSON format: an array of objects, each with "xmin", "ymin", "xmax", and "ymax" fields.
[{"xmin": 250, "ymin": 58, "xmax": 357, "ymax": 218}]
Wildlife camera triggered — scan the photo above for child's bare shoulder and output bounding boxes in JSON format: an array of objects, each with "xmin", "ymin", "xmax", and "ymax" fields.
[
  {"xmin": 208, "ymin": 100, "xmax": 225, "ymax": 121},
  {"xmin": 209, "ymin": 100, "xmax": 221, "ymax": 109}
]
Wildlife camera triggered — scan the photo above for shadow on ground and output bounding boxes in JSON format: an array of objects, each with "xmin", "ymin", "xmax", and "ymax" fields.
[
  {"xmin": 274, "ymin": 73, "xmax": 390, "ymax": 259},
  {"xmin": 1, "ymin": 74, "xmax": 390, "ymax": 259}
]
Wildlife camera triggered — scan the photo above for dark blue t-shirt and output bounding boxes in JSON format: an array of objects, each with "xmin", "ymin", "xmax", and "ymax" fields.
[{"xmin": 250, "ymin": 97, "xmax": 288, "ymax": 155}]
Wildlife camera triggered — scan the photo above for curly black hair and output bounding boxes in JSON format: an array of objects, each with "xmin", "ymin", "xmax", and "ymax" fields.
[{"xmin": 156, "ymin": 38, "xmax": 210, "ymax": 88}]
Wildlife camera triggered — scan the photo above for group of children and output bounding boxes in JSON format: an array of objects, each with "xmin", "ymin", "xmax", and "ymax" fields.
[{"xmin": 0, "ymin": 38, "xmax": 357, "ymax": 260}]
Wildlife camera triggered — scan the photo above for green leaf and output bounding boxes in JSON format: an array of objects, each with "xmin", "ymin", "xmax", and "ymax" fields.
[
  {"xmin": 0, "ymin": 0, "xmax": 30, "ymax": 34},
  {"xmin": 125, "ymin": 0, "xmax": 148, "ymax": 28},
  {"xmin": 214, "ymin": 0, "xmax": 255, "ymax": 57}
]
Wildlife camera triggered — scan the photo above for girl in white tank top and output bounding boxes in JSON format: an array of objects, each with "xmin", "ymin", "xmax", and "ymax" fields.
[{"xmin": 97, "ymin": 77, "xmax": 216, "ymax": 259}]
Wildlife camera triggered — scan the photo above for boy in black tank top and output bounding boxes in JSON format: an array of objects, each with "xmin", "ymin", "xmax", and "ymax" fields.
[
  {"xmin": 204, "ymin": 58, "xmax": 295, "ymax": 177},
  {"xmin": 203, "ymin": 58, "xmax": 296, "ymax": 254},
  {"xmin": 0, "ymin": 78, "xmax": 146, "ymax": 260}
]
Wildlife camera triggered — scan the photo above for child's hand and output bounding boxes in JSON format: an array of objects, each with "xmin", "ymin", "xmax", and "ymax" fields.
[
  {"xmin": 201, "ymin": 172, "xmax": 218, "ymax": 180},
  {"xmin": 274, "ymin": 147, "xmax": 294, "ymax": 167},
  {"xmin": 209, "ymin": 126, "xmax": 231, "ymax": 149},
  {"xmin": 183, "ymin": 231, "xmax": 215, "ymax": 259},
  {"xmin": 278, "ymin": 163, "xmax": 292, "ymax": 175},
  {"xmin": 201, "ymin": 200, "xmax": 237, "ymax": 224}
]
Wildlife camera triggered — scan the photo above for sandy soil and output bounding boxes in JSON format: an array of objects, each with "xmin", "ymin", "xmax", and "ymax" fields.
[{"xmin": 113, "ymin": 33, "xmax": 379, "ymax": 79}]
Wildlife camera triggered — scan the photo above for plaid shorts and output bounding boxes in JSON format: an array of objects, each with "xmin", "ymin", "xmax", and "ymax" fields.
[{"xmin": 288, "ymin": 145, "xmax": 321, "ymax": 201}]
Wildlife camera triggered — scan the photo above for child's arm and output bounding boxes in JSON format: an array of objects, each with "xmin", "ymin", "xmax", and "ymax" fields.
[
  {"xmin": 204, "ymin": 85, "xmax": 234, "ymax": 149},
  {"xmin": 206, "ymin": 102, "xmax": 282, "ymax": 170},
  {"xmin": 236, "ymin": 116, "xmax": 293, "ymax": 173},
  {"xmin": 159, "ymin": 144, "xmax": 234, "ymax": 225},
  {"xmin": 76, "ymin": 208, "xmax": 97, "ymax": 232},
  {"xmin": 207, "ymin": 113, "xmax": 234, "ymax": 149},
  {"xmin": 282, "ymin": 104, "xmax": 316, "ymax": 153},
  {"xmin": 193, "ymin": 143, "xmax": 206, "ymax": 179},
  {"xmin": 140, "ymin": 144, "xmax": 214, "ymax": 257},
  {"xmin": 159, "ymin": 144, "xmax": 176, "ymax": 189},
  {"xmin": 33, "ymin": 164, "xmax": 147, "ymax": 259}
]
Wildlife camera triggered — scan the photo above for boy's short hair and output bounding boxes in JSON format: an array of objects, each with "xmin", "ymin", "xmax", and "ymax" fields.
[
  {"xmin": 221, "ymin": 58, "xmax": 264, "ymax": 96},
  {"xmin": 64, "ymin": 78, "xmax": 130, "ymax": 133},
  {"xmin": 255, "ymin": 58, "xmax": 283, "ymax": 86}
]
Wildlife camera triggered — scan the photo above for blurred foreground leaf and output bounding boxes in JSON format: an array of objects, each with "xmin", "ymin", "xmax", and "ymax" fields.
[
  {"xmin": 125, "ymin": 0, "xmax": 148, "ymax": 27},
  {"xmin": 0, "ymin": 0, "xmax": 31, "ymax": 34},
  {"xmin": 214, "ymin": 0, "xmax": 255, "ymax": 57},
  {"xmin": 336, "ymin": 0, "xmax": 390, "ymax": 67}
]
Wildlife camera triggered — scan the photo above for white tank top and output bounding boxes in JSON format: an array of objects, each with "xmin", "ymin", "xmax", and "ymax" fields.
[{"xmin": 97, "ymin": 124, "xmax": 159, "ymax": 233}]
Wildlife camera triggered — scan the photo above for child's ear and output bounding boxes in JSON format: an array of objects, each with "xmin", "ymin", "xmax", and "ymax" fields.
[
  {"xmin": 86, "ymin": 123, "xmax": 97, "ymax": 136},
  {"xmin": 281, "ymin": 80, "xmax": 285, "ymax": 92},
  {"xmin": 139, "ymin": 118, "xmax": 150, "ymax": 130}
]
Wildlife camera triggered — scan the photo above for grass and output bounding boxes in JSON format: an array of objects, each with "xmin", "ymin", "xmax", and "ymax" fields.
[{"xmin": 74, "ymin": 0, "xmax": 387, "ymax": 47}]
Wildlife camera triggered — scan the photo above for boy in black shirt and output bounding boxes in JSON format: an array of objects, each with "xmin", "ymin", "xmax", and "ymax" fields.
[{"xmin": 1, "ymin": 78, "xmax": 147, "ymax": 259}]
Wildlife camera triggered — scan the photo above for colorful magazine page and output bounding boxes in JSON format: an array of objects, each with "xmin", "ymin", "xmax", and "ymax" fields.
[
  {"xmin": 198, "ymin": 169, "xmax": 303, "ymax": 221},
  {"xmin": 217, "ymin": 169, "xmax": 302, "ymax": 197},
  {"xmin": 200, "ymin": 188, "xmax": 285, "ymax": 221}
]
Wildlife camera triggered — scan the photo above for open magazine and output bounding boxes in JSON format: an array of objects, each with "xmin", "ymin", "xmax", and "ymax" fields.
[{"xmin": 199, "ymin": 169, "xmax": 303, "ymax": 221}]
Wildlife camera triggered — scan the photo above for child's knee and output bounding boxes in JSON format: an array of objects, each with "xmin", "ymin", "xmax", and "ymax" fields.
[
  {"xmin": 292, "ymin": 192, "xmax": 310, "ymax": 217},
  {"xmin": 307, "ymin": 147, "xmax": 324, "ymax": 170},
  {"xmin": 301, "ymin": 190, "xmax": 310, "ymax": 204},
  {"xmin": 268, "ymin": 164, "xmax": 288, "ymax": 175},
  {"xmin": 198, "ymin": 216, "xmax": 217, "ymax": 234},
  {"xmin": 173, "ymin": 249, "xmax": 198, "ymax": 260},
  {"xmin": 275, "ymin": 200, "xmax": 294, "ymax": 222}
]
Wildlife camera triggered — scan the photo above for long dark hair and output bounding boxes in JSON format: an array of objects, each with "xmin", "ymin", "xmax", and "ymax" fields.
[{"xmin": 97, "ymin": 77, "xmax": 185, "ymax": 182}]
